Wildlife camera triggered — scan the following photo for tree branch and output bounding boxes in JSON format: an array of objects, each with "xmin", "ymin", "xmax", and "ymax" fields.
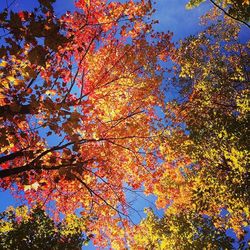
[
  {"xmin": 0, "ymin": 150, "xmax": 33, "ymax": 165},
  {"xmin": 0, "ymin": 159, "xmax": 92, "ymax": 179},
  {"xmin": 209, "ymin": 0, "xmax": 250, "ymax": 29},
  {"xmin": 72, "ymin": 172, "xmax": 128, "ymax": 217},
  {"xmin": 0, "ymin": 135, "xmax": 156, "ymax": 179},
  {"xmin": 0, "ymin": 103, "xmax": 34, "ymax": 117}
]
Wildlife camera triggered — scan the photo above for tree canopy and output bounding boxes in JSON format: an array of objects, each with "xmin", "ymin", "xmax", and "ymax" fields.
[
  {"xmin": 0, "ymin": 0, "xmax": 249, "ymax": 249},
  {"xmin": 0, "ymin": 0, "xmax": 172, "ymax": 246},
  {"xmin": 166, "ymin": 15, "xmax": 249, "ymax": 236},
  {"xmin": 0, "ymin": 206, "xmax": 88, "ymax": 249},
  {"xmin": 131, "ymin": 209, "xmax": 234, "ymax": 250},
  {"xmin": 130, "ymin": 14, "xmax": 249, "ymax": 249}
]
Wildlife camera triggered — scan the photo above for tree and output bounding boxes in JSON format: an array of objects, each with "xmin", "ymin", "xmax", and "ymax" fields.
[
  {"xmin": 162, "ymin": 16, "xmax": 249, "ymax": 237},
  {"xmin": 0, "ymin": 206, "xmax": 89, "ymax": 249},
  {"xmin": 0, "ymin": 0, "xmax": 172, "ymax": 247},
  {"xmin": 2, "ymin": 0, "xmax": 248, "ymax": 248},
  {"xmin": 127, "ymin": 14, "xmax": 249, "ymax": 250},
  {"xmin": 130, "ymin": 209, "xmax": 234, "ymax": 249}
]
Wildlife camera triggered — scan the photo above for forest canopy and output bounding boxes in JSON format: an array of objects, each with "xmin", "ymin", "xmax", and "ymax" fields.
[{"xmin": 0, "ymin": 0, "xmax": 249, "ymax": 249}]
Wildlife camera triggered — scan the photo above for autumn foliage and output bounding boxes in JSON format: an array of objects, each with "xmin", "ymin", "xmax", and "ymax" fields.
[
  {"xmin": 0, "ymin": 206, "xmax": 87, "ymax": 249},
  {"xmin": 0, "ymin": 0, "xmax": 172, "ymax": 247},
  {"xmin": 0, "ymin": 0, "xmax": 249, "ymax": 249},
  {"xmin": 131, "ymin": 14, "xmax": 249, "ymax": 249}
]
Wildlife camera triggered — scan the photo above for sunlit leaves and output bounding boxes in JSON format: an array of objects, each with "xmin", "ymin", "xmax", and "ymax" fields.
[
  {"xmin": 1, "ymin": 0, "xmax": 248, "ymax": 248},
  {"xmin": 163, "ymin": 17, "xmax": 249, "ymax": 238},
  {"xmin": 131, "ymin": 209, "xmax": 234, "ymax": 250},
  {"xmin": 0, "ymin": 0, "xmax": 172, "ymax": 247}
]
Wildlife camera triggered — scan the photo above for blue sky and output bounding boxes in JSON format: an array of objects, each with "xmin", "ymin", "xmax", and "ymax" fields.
[
  {"xmin": 153, "ymin": 0, "xmax": 209, "ymax": 39},
  {"xmin": 1, "ymin": 0, "xmax": 248, "ymax": 249}
]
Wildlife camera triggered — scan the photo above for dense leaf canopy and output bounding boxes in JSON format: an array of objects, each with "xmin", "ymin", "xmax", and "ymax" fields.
[
  {"xmin": 0, "ymin": 206, "xmax": 87, "ymax": 249},
  {"xmin": 0, "ymin": 0, "xmax": 249, "ymax": 249}
]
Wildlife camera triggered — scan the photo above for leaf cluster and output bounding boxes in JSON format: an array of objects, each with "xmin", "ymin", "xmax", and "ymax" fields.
[{"xmin": 0, "ymin": 206, "xmax": 88, "ymax": 250}]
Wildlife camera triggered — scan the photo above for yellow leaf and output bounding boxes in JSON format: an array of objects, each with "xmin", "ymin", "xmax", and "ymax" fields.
[
  {"xmin": 7, "ymin": 76, "xmax": 16, "ymax": 82},
  {"xmin": 0, "ymin": 61, "xmax": 7, "ymax": 67},
  {"xmin": 93, "ymin": 132, "xmax": 99, "ymax": 140},
  {"xmin": 24, "ymin": 182, "xmax": 40, "ymax": 191},
  {"xmin": 45, "ymin": 89, "xmax": 57, "ymax": 96},
  {"xmin": 6, "ymin": 76, "xmax": 23, "ymax": 85}
]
